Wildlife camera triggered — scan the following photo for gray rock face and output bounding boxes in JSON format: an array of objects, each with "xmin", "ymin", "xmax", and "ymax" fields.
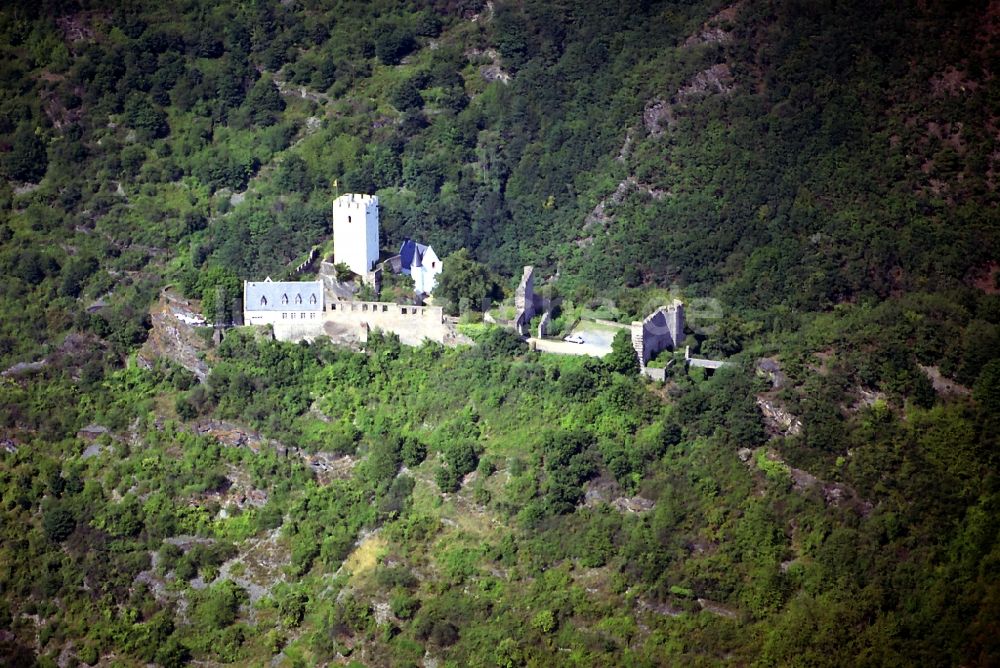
[
  {"xmin": 756, "ymin": 358, "xmax": 787, "ymax": 389},
  {"xmin": 756, "ymin": 396, "xmax": 802, "ymax": 436},
  {"xmin": 138, "ymin": 289, "xmax": 211, "ymax": 382}
]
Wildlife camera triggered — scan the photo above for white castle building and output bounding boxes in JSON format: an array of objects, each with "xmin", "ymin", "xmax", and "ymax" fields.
[
  {"xmin": 243, "ymin": 278, "xmax": 324, "ymax": 327},
  {"xmin": 241, "ymin": 193, "xmax": 457, "ymax": 346},
  {"xmin": 399, "ymin": 239, "xmax": 442, "ymax": 294},
  {"xmin": 333, "ymin": 193, "xmax": 379, "ymax": 277}
]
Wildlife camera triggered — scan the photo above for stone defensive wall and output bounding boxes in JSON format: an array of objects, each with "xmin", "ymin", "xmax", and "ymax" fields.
[{"xmin": 271, "ymin": 300, "xmax": 450, "ymax": 347}]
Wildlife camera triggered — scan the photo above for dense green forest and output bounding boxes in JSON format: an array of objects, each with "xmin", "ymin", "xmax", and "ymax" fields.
[{"xmin": 1, "ymin": 0, "xmax": 999, "ymax": 665}]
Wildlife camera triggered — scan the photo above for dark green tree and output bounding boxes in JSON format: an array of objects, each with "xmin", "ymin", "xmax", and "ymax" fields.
[
  {"xmin": 434, "ymin": 248, "xmax": 500, "ymax": 315},
  {"xmin": 605, "ymin": 330, "xmax": 639, "ymax": 375},
  {"xmin": 401, "ymin": 438, "xmax": 427, "ymax": 467},
  {"xmin": 391, "ymin": 77, "xmax": 424, "ymax": 111},
  {"xmin": 243, "ymin": 74, "xmax": 285, "ymax": 126},
  {"xmin": 276, "ymin": 154, "xmax": 312, "ymax": 192},
  {"xmin": 43, "ymin": 505, "xmax": 76, "ymax": 542},
  {"xmin": 444, "ymin": 441, "xmax": 478, "ymax": 477},
  {"xmin": 123, "ymin": 93, "xmax": 169, "ymax": 138},
  {"xmin": 374, "ymin": 25, "xmax": 416, "ymax": 65},
  {"xmin": 974, "ymin": 359, "xmax": 1000, "ymax": 415},
  {"xmin": 1, "ymin": 125, "xmax": 47, "ymax": 182}
]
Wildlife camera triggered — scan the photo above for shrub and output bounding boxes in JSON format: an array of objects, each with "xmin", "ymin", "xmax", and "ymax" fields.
[
  {"xmin": 43, "ymin": 506, "xmax": 76, "ymax": 542},
  {"xmin": 401, "ymin": 438, "xmax": 427, "ymax": 467}
]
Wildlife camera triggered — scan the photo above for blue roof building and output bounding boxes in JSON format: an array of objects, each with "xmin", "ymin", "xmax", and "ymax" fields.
[{"xmin": 398, "ymin": 239, "xmax": 442, "ymax": 294}]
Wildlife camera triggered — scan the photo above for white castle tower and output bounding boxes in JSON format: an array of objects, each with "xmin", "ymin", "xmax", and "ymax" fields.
[{"xmin": 332, "ymin": 193, "xmax": 379, "ymax": 277}]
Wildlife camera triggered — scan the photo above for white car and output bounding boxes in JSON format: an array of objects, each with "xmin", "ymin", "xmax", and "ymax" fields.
[{"xmin": 563, "ymin": 334, "xmax": 585, "ymax": 344}]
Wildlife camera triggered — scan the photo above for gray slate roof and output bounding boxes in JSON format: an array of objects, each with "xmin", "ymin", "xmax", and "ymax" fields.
[
  {"xmin": 244, "ymin": 279, "xmax": 324, "ymax": 311},
  {"xmin": 399, "ymin": 239, "xmax": 428, "ymax": 269}
]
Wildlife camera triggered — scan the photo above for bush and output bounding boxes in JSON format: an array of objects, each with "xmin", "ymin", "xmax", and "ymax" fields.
[
  {"xmin": 374, "ymin": 25, "xmax": 416, "ymax": 65},
  {"xmin": 43, "ymin": 505, "xmax": 76, "ymax": 542},
  {"xmin": 531, "ymin": 609, "xmax": 556, "ymax": 634},
  {"xmin": 390, "ymin": 589, "xmax": 420, "ymax": 619},
  {"xmin": 123, "ymin": 94, "xmax": 169, "ymax": 139},
  {"xmin": 391, "ymin": 78, "xmax": 424, "ymax": 111},
  {"xmin": 158, "ymin": 543, "xmax": 183, "ymax": 574},
  {"xmin": 242, "ymin": 75, "xmax": 285, "ymax": 126},
  {"xmin": 2, "ymin": 125, "xmax": 47, "ymax": 181},
  {"xmin": 191, "ymin": 580, "xmax": 247, "ymax": 630},
  {"xmin": 444, "ymin": 441, "xmax": 478, "ymax": 477},
  {"xmin": 401, "ymin": 438, "xmax": 427, "ymax": 467},
  {"xmin": 974, "ymin": 359, "xmax": 1000, "ymax": 414},
  {"xmin": 77, "ymin": 644, "xmax": 99, "ymax": 666},
  {"xmin": 605, "ymin": 330, "xmax": 639, "ymax": 375},
  {"xmin": 435, "ymin": 465, "xmax": 460, "ymax": 493}
]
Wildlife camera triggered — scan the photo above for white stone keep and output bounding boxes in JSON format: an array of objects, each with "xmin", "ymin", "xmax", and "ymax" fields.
[{"xmin": 332, "ymin": 193, "xmax": 379, "ymax": 277}]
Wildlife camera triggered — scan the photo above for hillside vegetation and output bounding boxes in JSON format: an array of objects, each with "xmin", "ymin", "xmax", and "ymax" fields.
[{"xmin": 0, "ymin": 0, "xmax": 998, "ymax": 666}]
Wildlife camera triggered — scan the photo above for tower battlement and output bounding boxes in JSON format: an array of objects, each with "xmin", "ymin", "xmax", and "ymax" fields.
[{"xmin": 333, "ymin": 193, "xmax": 378, "ymax": 210}]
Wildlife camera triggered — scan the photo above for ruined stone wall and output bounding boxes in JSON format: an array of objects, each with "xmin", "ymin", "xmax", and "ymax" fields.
[
  {"xmin": 631, "ymin": 300, "xmax": 685, "ymax": 367},
  {"xmin": 514, "ymin": 266, "xmax": 535, "ymax": 336},
  {"xmin": 537, "ymin": 310, "xmax": 551, "ymax": 338},
  {"xmin": 641, "ymin": 366, "xmax": 668, "ymax": 382},
  {"xmin": 685, "ymin": 345, "xmax": 726, "ymax": 370}
]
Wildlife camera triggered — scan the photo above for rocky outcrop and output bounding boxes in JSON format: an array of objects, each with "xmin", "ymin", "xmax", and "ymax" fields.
[
  {"xmin": 677, "ymin": 63, "xmax": 736, "ymax": 100},
  {"xmin": 644, "ymin": 64, "xmax": 737, "ymax": 136},
  {"xmin": 643, "ymin": 99, "xmax": 677, "ymax": 136},
  {"xmin": 698, "ymin": 598, "xmax": 739, "ymax": 619},
  {"xmin": 755, "ymin": 395, "xmax": 802, "ymax": 436},
  {"xmin": 138, "ymin": 289, "xmax": 211, "ymax": 381},
  {"xmin": 583, "ymin": 477, "xmax": 655, "ymax": 513},
  {"xmin": 192, "ymin": 419, "xmax": 272, "ymax": 451},
  {"xmin": 583, "ymin": 178, "xmax": 668, "ymax": 232},
  {"xmin": 685, "ymin": 27, "xmax": 733, "ymax": 47},
  {"xmin": 465, "ymin": 48, "xmax": 511, "ymax": 84},
  {"xmin": 3, "ymin": 332, "xmax": 108, "ymax": 380},
  {"xmin": 755, "ymin": 357, "xmax": 787, "ymax": 389},
  {"xmin": 919, "ymin": 365, "xmax": 970, "ymax": 397},
  {"xmin": 742, "ymin": 447, "xmax": 873, "ymax": 515},
  {"xmin": 683, "ymin": 3, "xmax": 741, "ymax": 47}
]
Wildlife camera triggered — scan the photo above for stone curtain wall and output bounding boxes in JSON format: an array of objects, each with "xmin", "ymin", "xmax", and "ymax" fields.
[
  {"xmin": 270, "ymin": 300, "xmax": 449, "ymax": 346},
  {"xmin": 641, "ymin": 366, "xmax": 668, "ymax": 381}
]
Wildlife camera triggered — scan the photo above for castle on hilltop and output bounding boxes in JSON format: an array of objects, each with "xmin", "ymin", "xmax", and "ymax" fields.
[{"xmin": 243, "ymin": 193, "xmax": 455, "ymax": 346}]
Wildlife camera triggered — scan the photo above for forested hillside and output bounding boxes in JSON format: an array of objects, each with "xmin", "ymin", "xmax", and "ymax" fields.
[{"xmin": 1, "ymin": 0, "xmax": 999, "ymax": 665}]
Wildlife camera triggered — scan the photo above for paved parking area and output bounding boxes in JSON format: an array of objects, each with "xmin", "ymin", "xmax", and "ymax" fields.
[{"xmin": 528, "ymin": 320, "xmax": 628, "ymax": 358}]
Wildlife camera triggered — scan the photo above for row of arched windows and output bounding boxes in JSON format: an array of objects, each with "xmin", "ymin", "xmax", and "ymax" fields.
[{"xmin": 259, "ymin": 293, "xmax": 318, "ymax": 306}]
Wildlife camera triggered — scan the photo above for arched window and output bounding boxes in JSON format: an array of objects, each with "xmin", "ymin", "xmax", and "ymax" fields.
[
  {"xmin": 295, "ymin": 294, "xmax": 302, "ymax": 305},
  {"xmin": 260, "ymin": 296, "xmax": 267, "ymax": 306},
  {"xmin": 281, "ymin": 294, "xmax": 288, "ymax": 304},
  {"xmin": 309, "ymin": 294, "xmax": 317, "ymax": 304}
]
